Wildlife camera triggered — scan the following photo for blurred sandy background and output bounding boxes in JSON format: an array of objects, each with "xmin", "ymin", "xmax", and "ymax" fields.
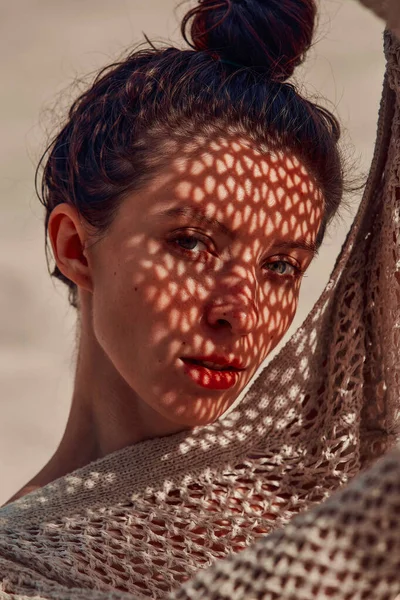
[{"xmin": 0, "ymin": 1, "xmax": 386, "ymax": 504}]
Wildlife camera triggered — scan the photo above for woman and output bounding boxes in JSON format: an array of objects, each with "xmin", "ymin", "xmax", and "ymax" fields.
[
  {"xmin": 1, "ymin": 0, "xmax": 400, "ymax": 599},
  {"xmin": 7, "ymin": 0, "xmax": 340, "ymax": 501}
]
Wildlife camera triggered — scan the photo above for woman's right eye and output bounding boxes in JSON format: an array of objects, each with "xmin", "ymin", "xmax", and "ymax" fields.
[
  {"xmin": 169, "ymin": 234, "xmax": 212, "ymax": 256},
  {"xmin": 174, "ymin": 235, "xmax": 207, "ymax": 252},
  {"xmin": 167, "ymin": 232, "xmax": 218, "ymax": 265}
]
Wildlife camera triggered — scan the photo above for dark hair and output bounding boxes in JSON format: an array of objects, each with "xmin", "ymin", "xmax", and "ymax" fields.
[{"xmin": 37, "ymin": 0, "xmax": 344, "ymax": 308}]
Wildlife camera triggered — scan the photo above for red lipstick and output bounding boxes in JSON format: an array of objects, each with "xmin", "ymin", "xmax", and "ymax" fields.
[{"xmin": 180, "ymin": 354, "xmax": 245, "ymax": 390}]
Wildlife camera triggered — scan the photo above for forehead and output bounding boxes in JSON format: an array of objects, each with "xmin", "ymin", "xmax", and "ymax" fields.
[{"xmin": 167, "ymin": 134, "xmax": 323, "ymax": 237}]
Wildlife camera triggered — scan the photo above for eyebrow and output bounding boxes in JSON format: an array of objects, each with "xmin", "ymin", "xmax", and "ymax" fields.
[
  {"xmin": 155, "ymin": 205, "xmax": 318, "ymax": 256},
  {"xmin": 155, "ymin": 206, "xmax": 236, "ymax": 239},
  {"xmin": 270, "ymin": 239, "xmax": 319, "ymax": 257}
]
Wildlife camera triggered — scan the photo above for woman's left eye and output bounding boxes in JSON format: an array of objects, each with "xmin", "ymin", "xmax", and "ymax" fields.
[{"xmin": 264, "ymin": 260, "xmax": 300, "ymax": 277}]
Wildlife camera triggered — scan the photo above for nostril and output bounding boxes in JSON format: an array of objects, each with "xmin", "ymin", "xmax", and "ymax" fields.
[{"xmin": 216, "ymin": 318, "xmax": 230, "ymax": 327}]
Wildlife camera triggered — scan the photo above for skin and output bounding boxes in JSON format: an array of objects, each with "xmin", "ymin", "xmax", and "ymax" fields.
[{"xmin": 7, "ymin": 134, "xmax": 323, "ymax": 504}]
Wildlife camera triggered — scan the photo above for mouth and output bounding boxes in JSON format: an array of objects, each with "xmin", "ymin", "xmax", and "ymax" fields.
[{"xmin": 180, "ymin": 355, "xmax": 246, "ymax": 390}]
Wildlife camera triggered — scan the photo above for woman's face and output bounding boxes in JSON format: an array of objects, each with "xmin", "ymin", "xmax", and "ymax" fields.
[{"xmin": 87, "ymin": 135, "xmax": 323, "ymax": 426}]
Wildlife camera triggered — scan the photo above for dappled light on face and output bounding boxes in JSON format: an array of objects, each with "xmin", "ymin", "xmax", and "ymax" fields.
[{"xmin": 93, "ymin": 133, "xmax": 323, "ymax": 429}]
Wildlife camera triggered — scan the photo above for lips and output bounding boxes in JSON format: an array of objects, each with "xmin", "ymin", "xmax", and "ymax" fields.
[{"xmin": 180, "ymin": 354, "xmax": 246, "ymax": 390}]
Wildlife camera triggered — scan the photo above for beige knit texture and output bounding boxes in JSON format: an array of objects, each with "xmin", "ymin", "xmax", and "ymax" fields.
[
  {"xmin": 360, "ymin": 0, "xmax": 400, "ymax": 34},
  {"xmin": 1, "ymin": 2, "xmax": 399, "ymax": 599}
]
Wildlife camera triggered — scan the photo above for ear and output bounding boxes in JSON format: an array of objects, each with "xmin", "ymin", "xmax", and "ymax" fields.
[{"xmin": 48, "ymin": 203, "xmax": 93, "ymax": 293}]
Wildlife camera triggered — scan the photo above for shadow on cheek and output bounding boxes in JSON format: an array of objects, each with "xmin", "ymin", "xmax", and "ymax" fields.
[{"xmin": 108, "ymin": 134, "xmax": 321, "ymax": 425}]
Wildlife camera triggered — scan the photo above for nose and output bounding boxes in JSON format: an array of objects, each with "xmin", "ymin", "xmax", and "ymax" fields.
[{"xmin": 205, "ymin": 292, "xmax": 259, "ymax": 336}]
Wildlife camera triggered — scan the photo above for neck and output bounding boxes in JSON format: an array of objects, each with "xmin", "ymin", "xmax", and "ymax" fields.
[
  {"xmin": 7, "ymin": 303, "xmax": 186, "ymax": 503},
  {"xmin": 65, "ymin": 321, "xmax": 185, "ymax": 457}
]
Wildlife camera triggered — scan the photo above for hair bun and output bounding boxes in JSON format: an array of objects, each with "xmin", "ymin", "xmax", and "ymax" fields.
[{"xmin": 182, "ymin": 0, "xmax": 316, "ymax": 81}]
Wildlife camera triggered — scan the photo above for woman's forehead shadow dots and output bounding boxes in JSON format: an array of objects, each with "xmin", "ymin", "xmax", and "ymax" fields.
[
  {"xmin": 173, "ymin": 133, "xmax": 321, "ymax": 332},
  {"xmin": 128, "ymin": 133, "xmax": 322, "ymax": 423}
]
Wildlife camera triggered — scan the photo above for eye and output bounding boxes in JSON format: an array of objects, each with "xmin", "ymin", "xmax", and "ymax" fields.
[
  {"xmin": 173, "ymin": 235, "xmax": 208, "ymax": 253},
  {"xmin": 167, "ymin": 231, "xmax": 217, "ymax": 263},
  {"xmin": 264, "ymin": 259, "xmax": 302, "ymax": 278}
]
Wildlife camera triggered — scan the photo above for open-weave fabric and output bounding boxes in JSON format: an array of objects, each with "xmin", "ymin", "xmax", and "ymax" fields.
[
  {"xmin": 175, "ymin": 446, "xmax": 400, "ymax": 600},
  {"xmin": 361, "ymin": 0, "xmax": 400, "ymax": 34},
  {"xmin": 1, "ymin": 2, "xmax": 400, "ymax": 599}
]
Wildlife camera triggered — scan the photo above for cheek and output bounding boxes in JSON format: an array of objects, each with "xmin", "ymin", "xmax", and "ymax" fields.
[
  {"xmin": 91, "ymin": 272, "xmax": 140, "ymax": 360},
  {"xmin": 125, "ymin": 244, "xmax": 211, "ymax": 335},
  {"xmin": 92, "ymin": 249, "xmax": 205, "ymax": 357},
  {"xmin": 249, "ymin": 280, "xmax": 301, "ymax": 362},
  {"xmin": 88, "ymin": 245, "xmax": 150, "ymax": 357}
]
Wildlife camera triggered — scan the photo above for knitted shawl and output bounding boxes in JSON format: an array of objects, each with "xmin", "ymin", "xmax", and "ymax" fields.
[{"xmin": 1, "ymin": 1, "xmax": 400, "ymax": 598}]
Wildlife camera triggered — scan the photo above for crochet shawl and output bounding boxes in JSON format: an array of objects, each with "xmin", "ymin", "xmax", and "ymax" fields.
[{"xmin": 1, "ymin": 1, "xmax": 400, "ymax": 598}]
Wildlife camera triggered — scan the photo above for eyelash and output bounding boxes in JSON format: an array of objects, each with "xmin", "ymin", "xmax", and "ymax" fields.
[
  {"xmin": 263, "ymin": 259, "xmax": 303, "ymax": 279},
  {"xmin": 168, "ymin": 231, "xmax": 216, "ymax": 263},
  {"xmin": 168, "ymin": 232, "xmax": 305, "ymax": 279}
]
